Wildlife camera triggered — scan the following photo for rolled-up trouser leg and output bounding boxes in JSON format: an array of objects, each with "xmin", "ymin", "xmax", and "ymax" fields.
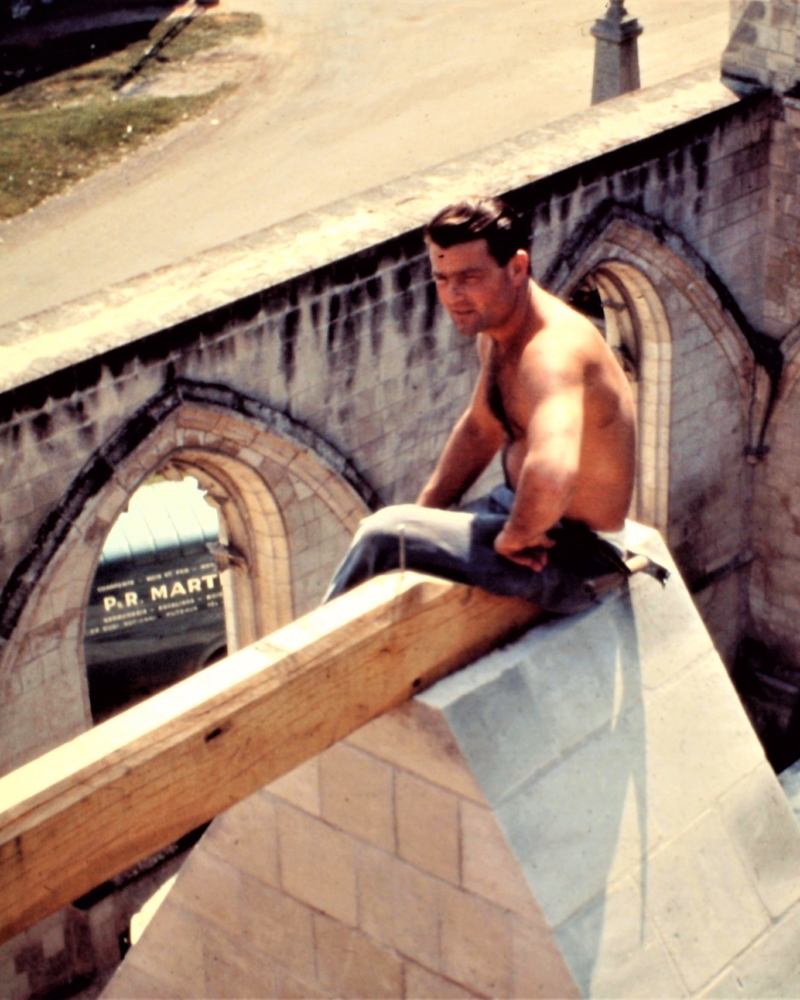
[{"xmin": 322, "ymin": 502, "xmax": 622, "ymax": 613}]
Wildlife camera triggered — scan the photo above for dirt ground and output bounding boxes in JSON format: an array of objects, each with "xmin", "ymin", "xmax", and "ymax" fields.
[{"xmin": 0, "ymin": 0, "xmax": 732, "ymax": 328}]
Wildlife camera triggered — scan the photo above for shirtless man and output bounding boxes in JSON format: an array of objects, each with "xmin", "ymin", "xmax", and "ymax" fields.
[{"xmin": 324, "ymin": 197, "xmax": 641, "ymax": 612}]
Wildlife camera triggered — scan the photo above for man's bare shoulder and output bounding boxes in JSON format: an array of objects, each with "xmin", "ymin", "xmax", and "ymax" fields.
[
  {"xmin": 523, "ymin": 295, "xmax": 601, "ymax": 376},
  {"xmin": 540, "ymin": 292, "xmax": 601, "ymax": 341}
]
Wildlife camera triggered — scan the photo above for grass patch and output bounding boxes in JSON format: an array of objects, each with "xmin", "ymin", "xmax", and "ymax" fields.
[{"xmin": 0, "ymin": 12, "xmax": 261, "ymax": 220}]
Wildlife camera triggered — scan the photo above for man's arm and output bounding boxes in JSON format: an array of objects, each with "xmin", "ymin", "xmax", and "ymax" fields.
[
  {"xmin": 417, "ymin": 337, "xmax": 504, "ymax": 508},
  {"xmin": 493, "ymin": 358, "xmax": 584, "ymax": 570}
]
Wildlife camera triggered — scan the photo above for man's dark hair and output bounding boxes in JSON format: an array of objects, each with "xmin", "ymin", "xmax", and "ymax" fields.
[{"xmin": 424, "ymin": 197, "xmax": 527, "ymax": 267}]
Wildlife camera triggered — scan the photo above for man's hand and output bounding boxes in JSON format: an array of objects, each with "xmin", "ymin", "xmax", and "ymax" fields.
[{"xmin": 494, "ymin": 525, "xmax": 556, "ymax": 572}]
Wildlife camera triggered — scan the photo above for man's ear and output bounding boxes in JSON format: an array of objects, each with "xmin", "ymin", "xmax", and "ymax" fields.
[{"xmin": 508, "ymin": 248, "xmax": 529, "ymax": 284}]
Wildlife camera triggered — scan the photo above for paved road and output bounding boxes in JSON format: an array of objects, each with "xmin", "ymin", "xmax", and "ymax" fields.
[{"xmin": 0, "ymin": 0, "xmax": 730, "ymax": 327}]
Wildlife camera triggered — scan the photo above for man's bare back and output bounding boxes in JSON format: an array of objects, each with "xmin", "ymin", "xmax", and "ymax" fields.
[{"xmin": 419, "ymin": 225, "xmax": 635, "ymax": 571}]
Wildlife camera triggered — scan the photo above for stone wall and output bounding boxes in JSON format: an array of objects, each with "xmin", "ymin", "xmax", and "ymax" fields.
[
  {"xmin": 724, "ymin": 0, "xmax": 800, "ymax": 96},
  {"xmin": 0, "ymin": 234, "xmax": 477, "ymax": 772},
  {"xmin": 3, "ymin": 66, "xmax": 800, "ymax": 773}
]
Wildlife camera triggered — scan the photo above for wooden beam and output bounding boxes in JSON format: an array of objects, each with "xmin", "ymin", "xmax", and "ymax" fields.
[{"xmin": 0, "ymin": 573, "xmax": 539, "ymax": 944}]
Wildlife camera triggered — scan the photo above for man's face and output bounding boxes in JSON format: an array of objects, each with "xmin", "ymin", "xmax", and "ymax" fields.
[{"xmin": 427, "ymin": 238, "xmax": 525, "ymax": 337}]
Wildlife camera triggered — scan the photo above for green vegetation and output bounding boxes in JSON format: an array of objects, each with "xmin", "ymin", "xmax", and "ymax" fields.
[{"xmin": 0, "ymin": 12, "xmax": 261, "ymax": 220}]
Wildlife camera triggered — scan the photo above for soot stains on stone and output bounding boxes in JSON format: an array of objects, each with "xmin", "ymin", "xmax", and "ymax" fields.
[
  {"xmin": 280, "ymin": 308, "xmax": 301, "ymax": 385},
  {"xmin": 312, "ymin": 269, "xmax": 328, "ymax": 298},
  {"xmin": 621, "ymin": 168, "xmax": 642, "ymax": 197},
  {"xmin": 327, "ymin": 294, "xmax": 342, "ymax": 351},
  {"xmin": 536, "ymin": 200, "xmax": 551, "ymax": 227},
  {"xmin": 579, "ymin": 182, "xmax": 603, "ymax": 211},
  {"xmin": 310, "ymin": 299, "xmax": 322, "ymax": 336},
  {"xmin": 369, "ymin": 300, "xmax": 387, "ymax": 357},
  {"xmin": 393, "ymin": 289, "xmax": 416, "ymax": 338},
  {"xmin": 394, "ymin": 264, "xmax": 413, "ymax": 294},
  {"xmin": 423, "ymin": 281, "xmax": 439, "ymax": 333},
  {"xmin": 78, "ymin": 424, "xmax": 97, "ymax": 450},
  {"xmin": 340, "ymin": 312, "xmax": 363, "ymax": 390},
  {"xmin": 73, "ymin": 357, "xmax": 103, "ymax": 397},
  {"xmin": 730, "ymin": 19, "xmax": 758, "ymax": 45},
  {"xmin": 325, "ymin": 290, "xmax": 363, "ymax": 389},
  {"xmin": 398, "ymin": 230, "xmax": 426, "ymax": 262},
  {"xmin": 353, "ymin": 248, "xmax": 380, "ymax": 280},
  {"xmin": 348, "ymin": 284, "xmax": 365, "ymax": 312},
  {"xmin": 405, "ymin": 334, "xmax": 436, "ymax": 370},
  {"xmin": 207, "ymin": 334, "xmax": 237, "ymax": 366},
  {"xmin": 332, "ymin": 257, "xmax": 357, "ymax": 287},
  {"xmin": 31, "ymin": 412, "xmax": 52, "ymax": 442},
  {"xmin": 229, "ymin": 290, "xmax": 264, "ymax": 326},
  {"xmin": 690, "ymin": 142, "xmax": 708, "ymax": 191}
]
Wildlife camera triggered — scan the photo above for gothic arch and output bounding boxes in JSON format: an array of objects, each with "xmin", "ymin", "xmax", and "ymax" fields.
[
  {"xmin": 0, "ymin": 383, "xmax": 371, "ymax": 766},
  {"xmin": 550, "ymin": 217, "xmax": 754, "ymax": 531},
  {"xmin": 774, "ymin": 322, "xmax": 800, "ymax": 406}
]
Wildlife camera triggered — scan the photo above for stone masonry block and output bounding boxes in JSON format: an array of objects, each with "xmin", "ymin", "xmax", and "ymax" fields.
[
  {"xmin": 438, "ymin": 883, "xmax": 513, "ymax": 997},
  {"xmin": 425, "ymin": 659, "xmax": 559, "ymax": 808},
  {"xmin": 124, "ymin": 902, "xmax": 206, "ymax": 999},
  {"xmin": 395, "ymin": 770, "xmax": 459, "ymax": 884},
  {"xmin": 460, "ymin": 799, "xmax": 539, "ymax": 919},
  {"xmin": 555, "ymin": 876, "xmax": 687, "ymax": 998},
  {"xmin": 318, "ymin": 742, "xmax": 395, "ymax": 853},
  {"xmin": 648, "ymin": 808, "xmax": 770, "ymax": 993},
  {"xmin": 701, "ymin": 901, "xmax": 800, "ymax": 998},
  {"xmin": 199, "ymin": 918, "xmax": 276, "ymax": 999},
  {"xmin": 719, "ymin": 761, "xmax": 800, "ymax": 918},
  {"xmin": 643, "ymin": 647, "xmax": 765, "ymax": 841},
  {"xmin": 357, "ymin": 844, "xmax": 440, "ymax": 970},
  {"xmin": 277, "ymin": 804, "xmax": 358, "ymax": 925},
  {"xmin": 202, "ymin": 791, "xmax": 279, "ymax": 889},
  {"xmin": 169, "ymin": 850, "xmax": 243, "ymax": 940},
  {"xmin": 313, "ymin": 912, "xmax": 403, "ymax": 999},
  {"xmin": 239, "ymin": 876, "xmax": 316, "ymax": 982},
  {"xmin": 403, "ymin": 961, "xmax": 481, "ymax": 999},
  {"xmin": 345, "ymin": 702, "xmax": 486, "ymax": 804},
  {"xmin": 104, "ymin": 959, "xmax": 186, "ymax": 999},
  {"xmin": 511, "ymin": 915, "xmax": 580, "ymax": 1000},
  {"xmin": 625, "ymin": 562, "xmax": 715, "ymax": 692},
  {"xmin": 265, "ymin": 756, "xmax": 320, "ymax": 815},
  {"xmin": 492, "ymin": 704, "xmax": 652, "ymax": 927}
]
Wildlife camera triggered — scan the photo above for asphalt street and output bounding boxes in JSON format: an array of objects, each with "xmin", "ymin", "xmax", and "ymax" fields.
[{"xmin": 0, "ymin": 0, "xmax": 731, "ymax": 327}]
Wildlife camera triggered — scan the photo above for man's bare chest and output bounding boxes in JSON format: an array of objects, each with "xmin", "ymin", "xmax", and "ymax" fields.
[{"xmin": 486, "ymin": 356, "xmax": 527, "ymax": 440}]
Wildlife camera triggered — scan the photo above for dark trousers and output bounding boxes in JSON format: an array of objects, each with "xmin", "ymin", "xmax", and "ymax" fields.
[{"xmin": 323, "ymin": 486, "xmax": 630, "ymax": 614}]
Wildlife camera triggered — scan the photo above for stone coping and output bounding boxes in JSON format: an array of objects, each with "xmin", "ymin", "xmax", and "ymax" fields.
[{"xmin": 0, "ymin": 65, "xmax": 737, "ymax": 396}]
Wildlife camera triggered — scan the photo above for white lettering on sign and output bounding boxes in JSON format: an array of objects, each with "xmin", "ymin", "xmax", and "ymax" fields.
[{"xmin": 100, "ymin": 573, "xmax": 221, "ymax": 616}]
